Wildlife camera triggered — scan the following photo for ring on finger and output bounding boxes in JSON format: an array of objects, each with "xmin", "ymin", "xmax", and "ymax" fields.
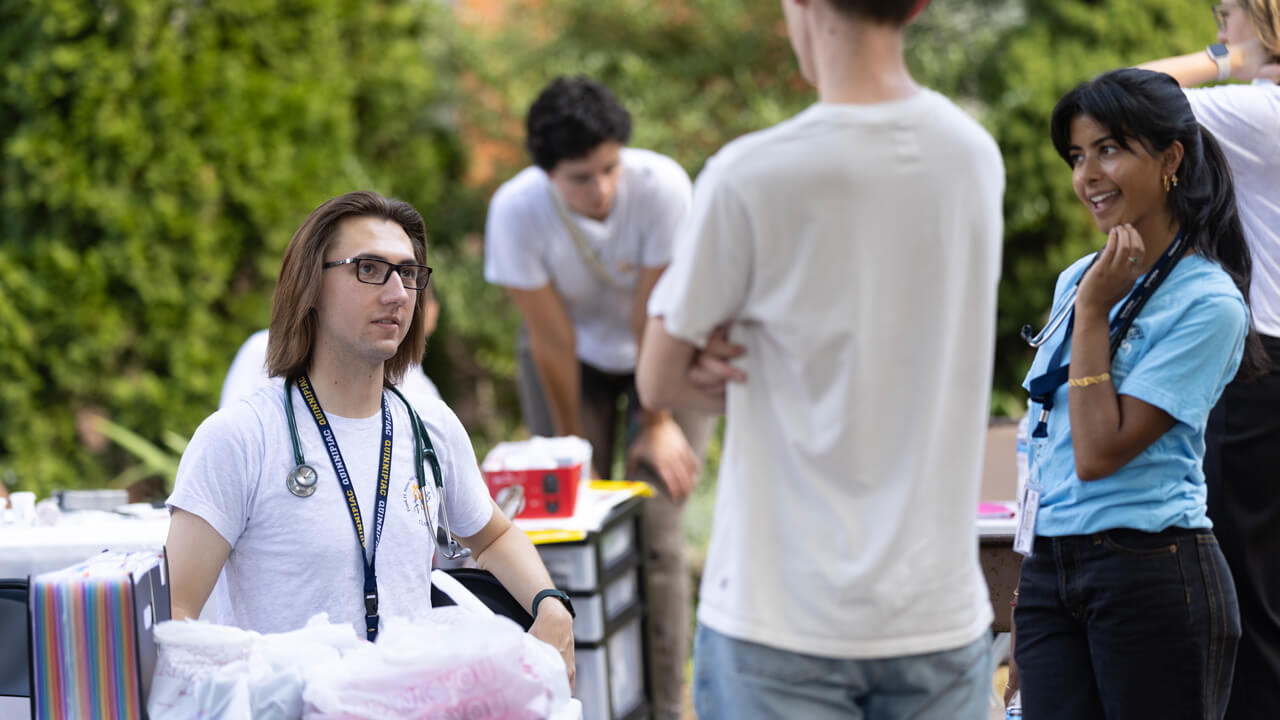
[{"xmin": 1128, "ymin": 256, "xmax": 1140, "ymax": 264}]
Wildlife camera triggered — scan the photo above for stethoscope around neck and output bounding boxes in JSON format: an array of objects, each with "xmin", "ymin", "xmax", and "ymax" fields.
[
  {"xmin": 1021, "ymin": 285, "xmax": 1080, "ymax": 348},
  {"xmin": 282, "ymin": 380, "xmax": 471, "ymax": 560}
]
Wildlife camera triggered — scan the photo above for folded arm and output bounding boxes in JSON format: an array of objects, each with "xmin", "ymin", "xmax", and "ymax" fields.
[
  {"xmin": 637, "ymin": 317, "xmax": 741, "ymax": 414},
  {"xmin": 1068, "ymin": 227, "xmax": 1175, "ymax": 480}
]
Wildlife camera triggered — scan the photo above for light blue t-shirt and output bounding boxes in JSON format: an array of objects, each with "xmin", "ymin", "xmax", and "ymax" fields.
[{"xmin": 1021, "ymin": 252, "xmax": 1248, "ymax": 536}]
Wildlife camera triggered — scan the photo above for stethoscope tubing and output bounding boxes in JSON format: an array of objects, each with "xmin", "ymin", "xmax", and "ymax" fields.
[
  {"xmin": 1021, "ymin": 285, "xmax": 1079, "ymax": 348},
  {"xmin": 284, "ymin": 379, "xmax": 469, "ymax": 559}
]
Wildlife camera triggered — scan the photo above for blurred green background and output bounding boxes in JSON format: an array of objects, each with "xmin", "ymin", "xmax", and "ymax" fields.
[{"xmin": 0, "ymin": 0, "xmax": 1223, "ymax": 500}]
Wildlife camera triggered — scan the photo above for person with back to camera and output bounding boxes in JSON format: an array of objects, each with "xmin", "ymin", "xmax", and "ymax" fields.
[
  {"xmin": 1013, "ymin": 68, "xmax": 1269, "ymax": 719},
  {"xmin": 636, "ymin": 0, "xmax": 1007, "ymax": 716},
  {"xmin": 1131, "ymin": 4, "xmax": 1280, "ymax": 715},
  {"xmin": 484, "ymin": 75, "xmax": 713, "ymax": 718},
  {"xmin": 165, "ymin": 191, "xmax": 575, "ymax": 687}
]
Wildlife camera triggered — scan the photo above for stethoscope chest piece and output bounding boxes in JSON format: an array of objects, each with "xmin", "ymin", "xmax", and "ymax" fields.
[{"xmin": 286, "ymin": 464, "xmax": 319, "ymax": 497}]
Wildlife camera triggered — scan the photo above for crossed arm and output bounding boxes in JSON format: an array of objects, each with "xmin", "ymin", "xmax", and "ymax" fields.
[{"xmin": 636, "ymin": 319, "xmax": 746, "ymax": 414}]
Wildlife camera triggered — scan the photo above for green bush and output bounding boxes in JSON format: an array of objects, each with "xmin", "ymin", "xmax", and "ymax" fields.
[
  {"xmin": 0, "ymin": 0, "xmax": 1228, "ymax": 496},
  {"xmin": 0, "ymin": 0, "xmax": 466, "ymax": 495}
]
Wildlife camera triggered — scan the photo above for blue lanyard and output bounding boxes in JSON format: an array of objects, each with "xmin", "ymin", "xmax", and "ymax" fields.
[
  {"xmin": 295, "ymin": 374, "xmax": 392, "ymax": 642},
  {"xmin": 1027, "ymin": 229, "xmax": 1188, "ymax": 439}
]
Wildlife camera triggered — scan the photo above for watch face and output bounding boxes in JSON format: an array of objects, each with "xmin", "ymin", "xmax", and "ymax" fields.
[{"xmin": 1209, "ymin": 43, "xmax": 1229, "ymax": 58}]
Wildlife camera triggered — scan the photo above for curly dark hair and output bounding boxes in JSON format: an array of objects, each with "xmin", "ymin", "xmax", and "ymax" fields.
[
  {"xmin": 525, "ymin": 76, "xmax": 632, "ymax": 172},
  {"xmin": 828, "ymin": 0, "xmax": 925, "ymax": 25}
]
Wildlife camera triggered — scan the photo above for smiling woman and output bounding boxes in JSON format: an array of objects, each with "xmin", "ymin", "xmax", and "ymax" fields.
[
  {"xmin": 1063, "ymin": 114, "xmax": 1182, "ymax": 266},
  {"xmin": 1012, "ymin": 68, "xmax": 1266, "ymax": 720}
]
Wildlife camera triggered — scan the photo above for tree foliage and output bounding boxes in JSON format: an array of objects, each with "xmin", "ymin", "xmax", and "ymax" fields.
[
  {"xmin": 0, "ymin": 0, "xmax": 466, "ymax": 494},
  {"xmin": 0, "ymin": 0, "xmax": 1229, "ymax": 494}
]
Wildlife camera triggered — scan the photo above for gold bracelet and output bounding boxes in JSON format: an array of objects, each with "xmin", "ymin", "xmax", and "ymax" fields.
[{"xmin": 1067, "ymin": 372, "xmax": 1111, "ymax": 388}]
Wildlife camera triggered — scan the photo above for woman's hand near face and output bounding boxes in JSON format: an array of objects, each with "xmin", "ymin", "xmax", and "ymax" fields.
[{"xmin": 1077, "ymin": 224, "xmax": 1146, "ymax": 316}]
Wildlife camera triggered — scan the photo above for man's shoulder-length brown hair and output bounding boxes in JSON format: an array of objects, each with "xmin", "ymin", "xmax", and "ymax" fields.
[{"xmin": 266, "ymin": 190, "xmax": 429, "ymax": 386}]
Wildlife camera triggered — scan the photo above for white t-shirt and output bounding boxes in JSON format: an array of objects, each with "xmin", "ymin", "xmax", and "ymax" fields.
[
  {"xmin": 484, "ymin": 148, "xmax": 692, "ymax": 372},
  {"xmin": 1185, "ymin": 81, "xmax": 1280, "ymax": 336},
  {"xmin": 219, "ymin": 329, "xmax": 441, "ymax": 409},
  {"xmin": 168, "ymin": 378, "xmax": 493, "ymax": 635},
  {"xmin": 649, "ymin": 93, "xmax": 1004, "ymax": 659}
]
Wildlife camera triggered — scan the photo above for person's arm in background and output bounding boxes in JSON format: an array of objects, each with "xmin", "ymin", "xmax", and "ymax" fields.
[
  {"xmin": 506, "ymin": 285, "xmax": 584, "ymax": 440},
  {"xmin": 459, "ymin": 501, "xmax": 575, "ymax": 690},
  {"xmin": 165, "ymin": 508, "xmax": 232, "ymax": 620},
  {"xmin": 1005, "ymin": 598, "xmax": 1021, "ymax": 707},
  {"xmin": 1139, "ymin": 39, "xmax": 1280, "ymax": 86},
  {"xmin": 625, "ymin": 266, "xmax": 700, "ymax": 499}
]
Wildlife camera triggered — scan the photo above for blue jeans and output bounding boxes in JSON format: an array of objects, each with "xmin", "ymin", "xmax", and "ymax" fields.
[
  {"xmin": 1014, "ymin": 527, "xmax": 1240, "ymax": 720},
  {"xmin": 693, "ymin": 624, "xmax": 992, "ymax": 720}
]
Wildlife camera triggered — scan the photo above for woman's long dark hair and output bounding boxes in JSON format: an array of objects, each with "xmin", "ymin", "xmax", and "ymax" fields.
[{"xmin": 1050, "ymin": 67, "xmax": 1267, "ymax": 379}]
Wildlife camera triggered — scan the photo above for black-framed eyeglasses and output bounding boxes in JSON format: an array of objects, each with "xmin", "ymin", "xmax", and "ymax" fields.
[
  {"xmin": 1212, "ymin": 4, "xmax": 1230, "ymax": 31},
  {"xmin": 323, "ymin": 257, "xmax": 433, "ymax": 290}
]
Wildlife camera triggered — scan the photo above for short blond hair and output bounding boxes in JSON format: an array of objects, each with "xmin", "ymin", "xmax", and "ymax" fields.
[{"xmin": 266, "ymin": 191, "xmax": 429, "ymax": 385}]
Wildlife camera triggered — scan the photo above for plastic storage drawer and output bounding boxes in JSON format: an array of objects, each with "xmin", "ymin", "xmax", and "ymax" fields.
[
  {"xmin": 570, "ymin": 560, "xmax": 641, "ymax": 644},
  {"xmin": 574, "ymin": 609, "xmax": 646, "ymax": 720},
  {"xmin": 538, "ymin": 515, "xmax": 638, "ymax": 592}
]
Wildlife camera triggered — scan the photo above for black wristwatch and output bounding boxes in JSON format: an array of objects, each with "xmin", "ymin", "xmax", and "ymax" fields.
[{"xmin": 532, "ymin": 588, "xmax": 575, "ymax": 620}]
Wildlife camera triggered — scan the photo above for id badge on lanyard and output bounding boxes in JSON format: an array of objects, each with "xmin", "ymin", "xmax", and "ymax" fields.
[{"xmin": 1013, "ymin": 430, "xmax": 1043, "ymax": 557}]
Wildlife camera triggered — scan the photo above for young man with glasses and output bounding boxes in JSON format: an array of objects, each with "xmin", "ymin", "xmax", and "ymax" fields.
[
  {"xmin": 484, "ymin": 75, "xmax": 713, "ymax": 718},
  {"xmin": 637, "ymin": 0, "xmax": 1004, "ymax": 716},
  {"xmin": 165, "ymin": 191, "xmax": 575, "ymax": 687}
]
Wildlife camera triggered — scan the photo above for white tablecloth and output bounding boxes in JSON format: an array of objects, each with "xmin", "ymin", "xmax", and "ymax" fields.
[{"xmin": 0, "ymin": 508, "xmax": 171, "ymax": 580}]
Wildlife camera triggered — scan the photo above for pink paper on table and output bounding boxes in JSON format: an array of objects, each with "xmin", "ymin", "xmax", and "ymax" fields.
[{"xmin": 977, "ymin": 501, "xmax": 1016, "ymax": 519}]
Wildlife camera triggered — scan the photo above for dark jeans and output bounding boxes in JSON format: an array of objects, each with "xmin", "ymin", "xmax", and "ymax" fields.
[
  {"xmin": 1205, "ymin": 333, "xmax": 1280, "ymax": 719},
  {"xmin": 1015, "ymin": 527, "xmax": 1240, "ymax": 720}
]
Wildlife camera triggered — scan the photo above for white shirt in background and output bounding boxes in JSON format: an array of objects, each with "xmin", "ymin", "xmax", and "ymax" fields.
[
  {"xmin": 1185, "ymin": 81, "xmax": 1280, "ymax": 337},
  {"xmin": 219, "ymin": 329, "xmax": 441, "ymax": 409},
  {"xmin": 484, "ymin": 148, "xmax": 692, "ymax": 372}
]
